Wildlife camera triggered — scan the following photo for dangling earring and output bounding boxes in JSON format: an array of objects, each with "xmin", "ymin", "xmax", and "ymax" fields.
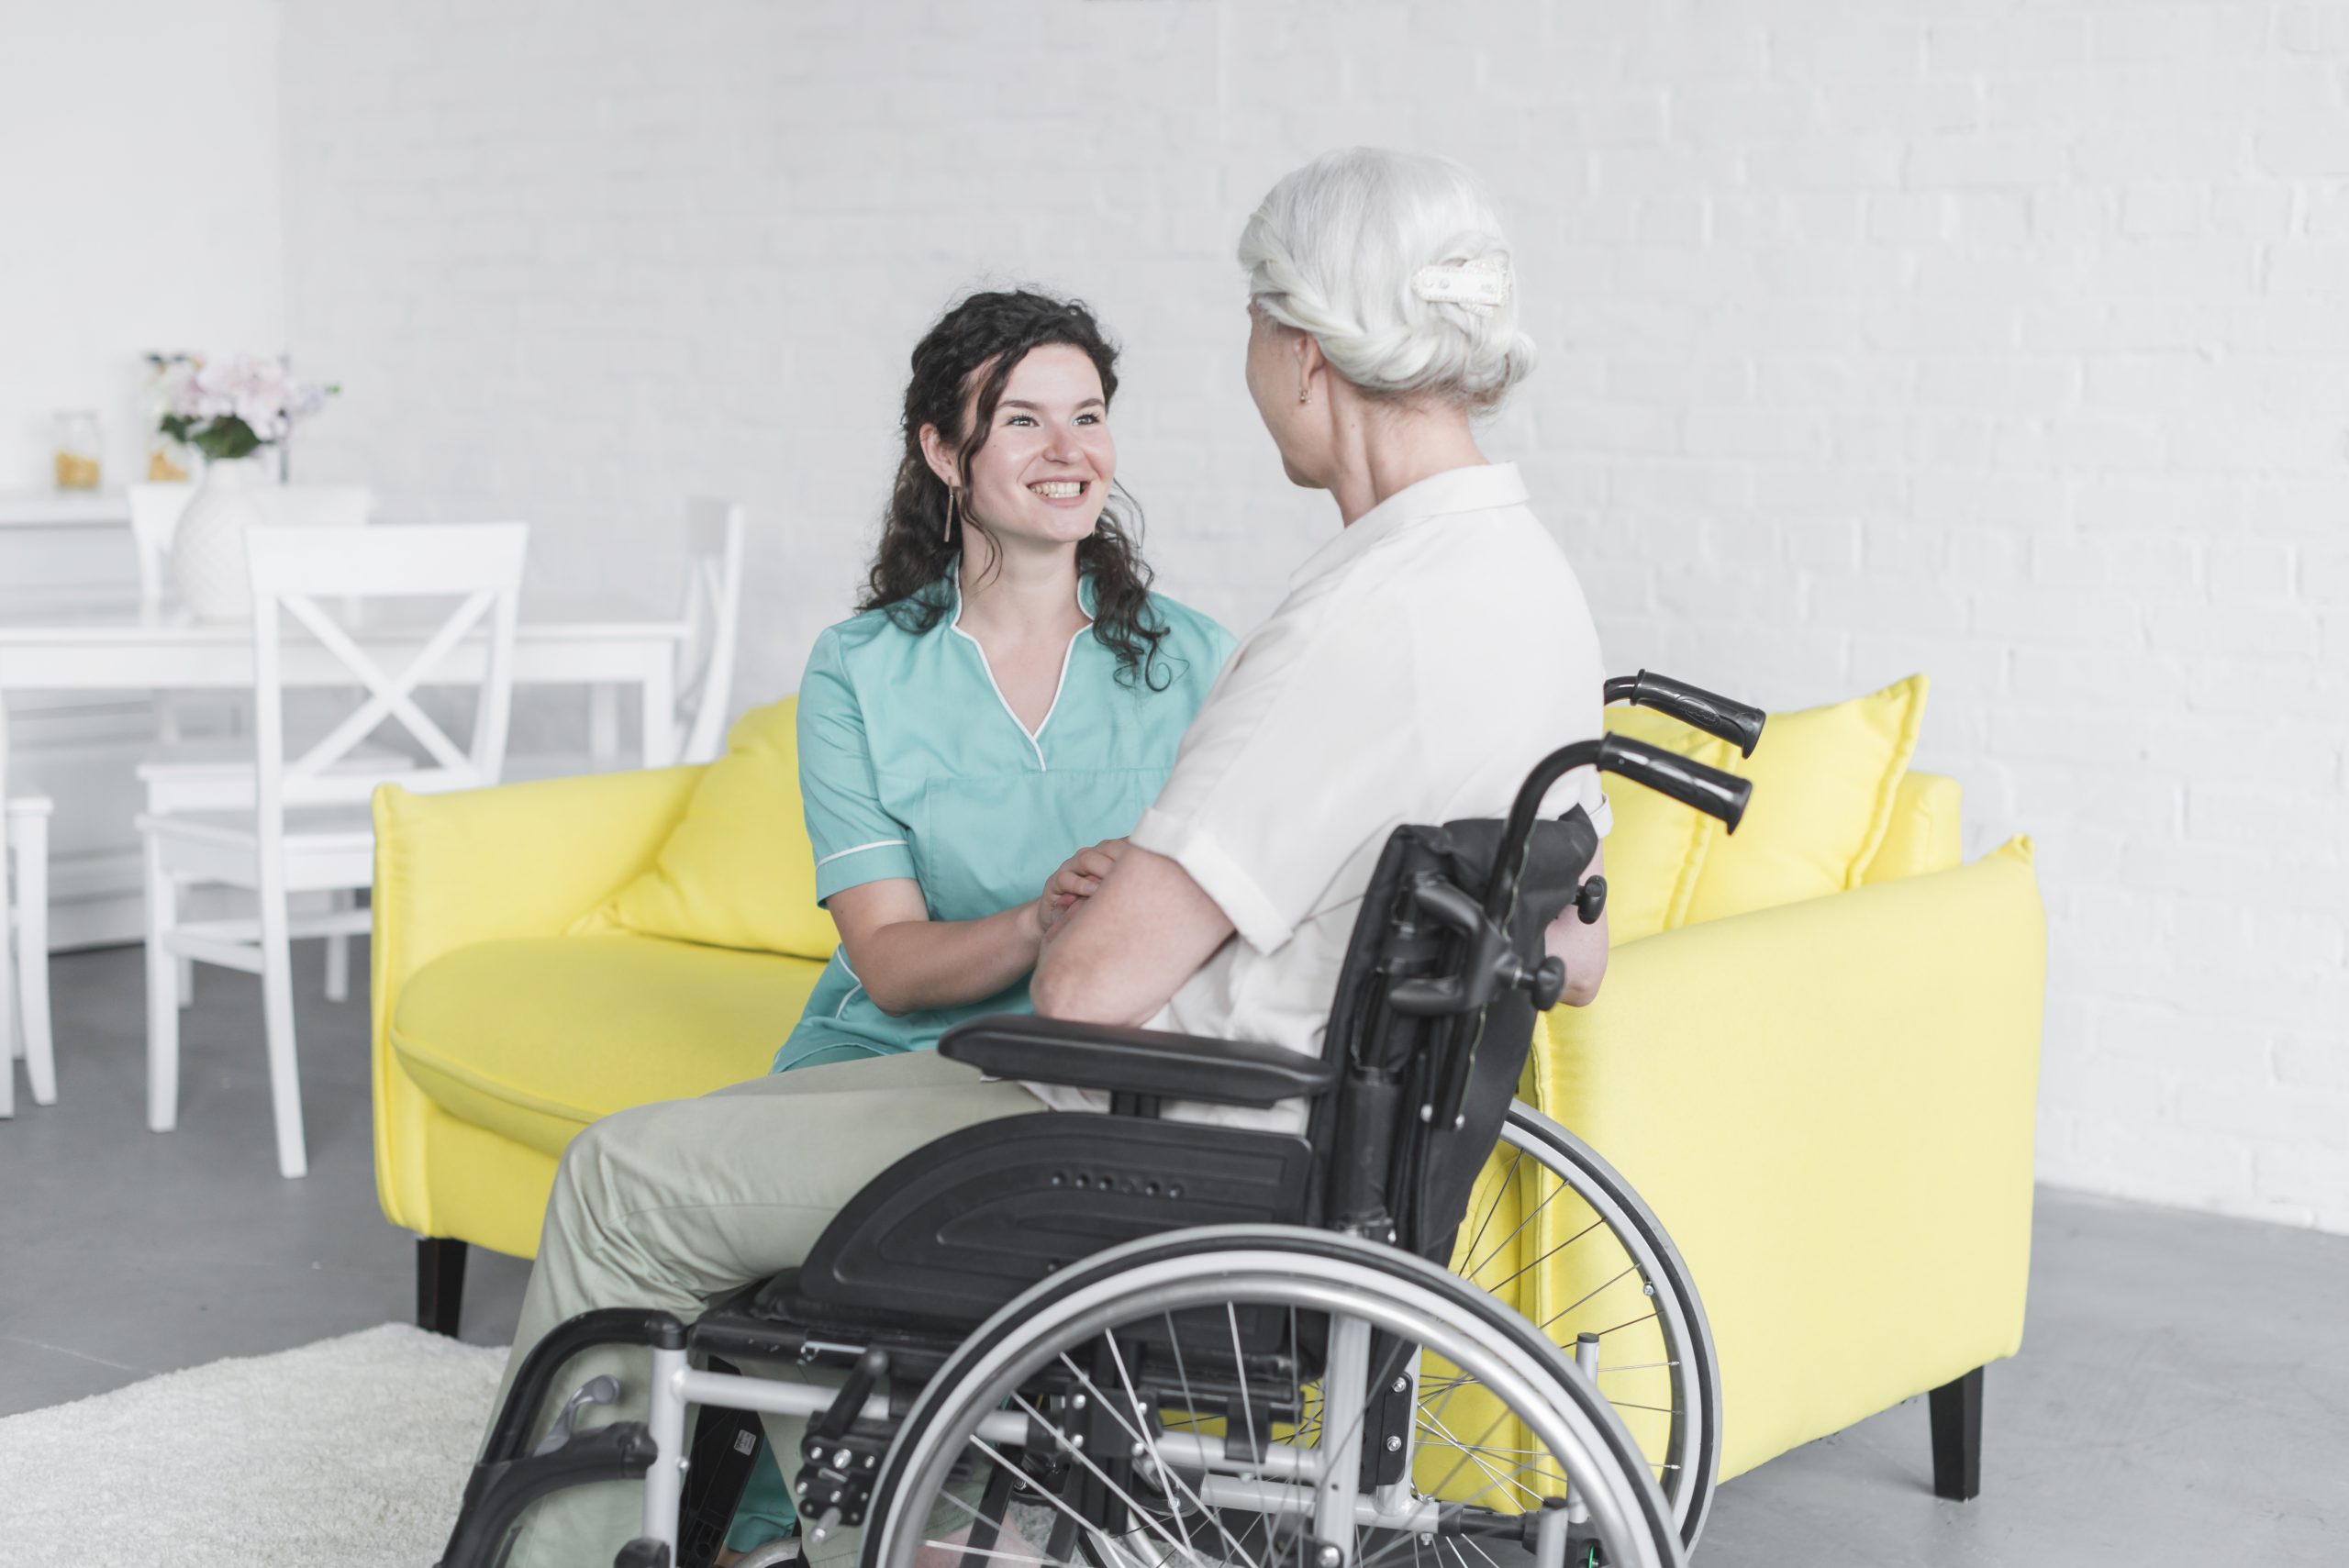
[
  {"xmin": 943, "ymin": 487, "xmax": 960, "ymax": 543},
  {"xmin": 1297, "ymin": 383, "xmax": 1309, "ymax": 405}
]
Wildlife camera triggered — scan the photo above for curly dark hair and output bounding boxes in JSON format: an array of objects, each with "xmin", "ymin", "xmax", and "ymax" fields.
[{"xmin": 862, "ymin": 289, "xmax": 1171, "ymax": 689}]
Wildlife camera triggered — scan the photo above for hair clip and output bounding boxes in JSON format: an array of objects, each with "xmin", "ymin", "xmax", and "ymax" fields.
[{"xmin": 1410, "ymin": 254, "xmax": 1510, "ymax": 309}]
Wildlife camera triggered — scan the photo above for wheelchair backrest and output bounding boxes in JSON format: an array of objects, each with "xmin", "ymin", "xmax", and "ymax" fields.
[{"xmin": 1312, "ymin": 808, "xmax": 1599, "ymax": 1262}]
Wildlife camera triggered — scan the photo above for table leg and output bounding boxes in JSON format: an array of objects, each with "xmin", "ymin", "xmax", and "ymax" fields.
[
  {"xmin": 588, "ymin": 683, "xmax": 620, "ymax": 766},
  {"xmin": 0, "ymin": 692, "xmax": 15, "ymax": 1118},
  {"xmin": 639, "ymin": 657, "xmax": 678, "ymax": 769}
]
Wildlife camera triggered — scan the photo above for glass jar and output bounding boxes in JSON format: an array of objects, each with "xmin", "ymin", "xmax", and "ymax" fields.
[{"xmin": 53, "ymin": 409, "xmax": 102, "ymax": 490}]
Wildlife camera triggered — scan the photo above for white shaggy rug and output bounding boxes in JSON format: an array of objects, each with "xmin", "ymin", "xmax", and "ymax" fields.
[{"xmin": 0, "ymin": 1324, "xmax": 507, "ymax": 1567}]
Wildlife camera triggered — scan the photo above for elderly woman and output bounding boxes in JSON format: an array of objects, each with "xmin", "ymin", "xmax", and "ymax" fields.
[
  {"xmin": 465, "ymin": 147, "xmax": 1609, "ymax": 1568},
  {"xmin": 1030, "ymin": 144, "xmax": 1611, "ymax": 1095}
]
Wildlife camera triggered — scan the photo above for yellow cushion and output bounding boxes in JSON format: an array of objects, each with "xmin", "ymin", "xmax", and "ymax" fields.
[
  {"xmin": 1862, "ymin": 771, "xmax": 1964, "ymax": 884},
  {"xmin": 573, "ymin": 696, "xmax": 837, "ymax": 960},
  {"xmin": 391, "ymin": 933, "xmax": 824, "ymax": 1158},
  {"xmin": 1608, "ymin": 675, "xmax": 1927, "ymax": 933},
  {"xmin": 1598, "ymin": 706, "xmax": 1730, "ymax": 942},
  {"xmin": 1687, "ymin": 673, "xmax": 1925, "ymax": 922}
]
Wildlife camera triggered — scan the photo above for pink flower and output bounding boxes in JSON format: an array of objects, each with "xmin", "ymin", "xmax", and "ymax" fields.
[{"xmin": 170, "ymin": 354, "xmax": 335, "ymax": 442}]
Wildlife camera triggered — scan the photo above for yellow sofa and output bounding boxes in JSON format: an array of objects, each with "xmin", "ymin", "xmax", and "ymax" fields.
[{"xmin": 371, "ymin": 727, "xmax": 2043, "ymax": 1501}]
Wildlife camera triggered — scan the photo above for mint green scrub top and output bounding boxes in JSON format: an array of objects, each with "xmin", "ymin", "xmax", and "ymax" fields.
[{"xmin": 771, "ymin": 573, "xmax": 1234, "ymax": 1073}]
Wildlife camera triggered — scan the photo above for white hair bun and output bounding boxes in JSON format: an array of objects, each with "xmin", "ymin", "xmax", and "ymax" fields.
[{"xmin": 1238, "ymin": 148, "xmax": 1535, "ymax": 411}]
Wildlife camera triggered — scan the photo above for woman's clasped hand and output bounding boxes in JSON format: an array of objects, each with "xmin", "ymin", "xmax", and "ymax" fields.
[{"xmin": 1037, "ymin": 838, "xmax": 1129, "ymax": 938}]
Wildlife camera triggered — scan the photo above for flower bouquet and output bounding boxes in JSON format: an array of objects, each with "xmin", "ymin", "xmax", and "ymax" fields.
[
  {"xmin": 158, "ymin": 354, "xmax": 337, "ymax": 462},
  {"xmin": 160, "ymin": 354, "xmax": 340, "ymax": 620}
]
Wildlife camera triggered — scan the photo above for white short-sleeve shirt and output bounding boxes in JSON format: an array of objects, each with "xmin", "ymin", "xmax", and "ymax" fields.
[{"xmin": 1030, "ymin": 462, "xmax": 1611, "ymax": 1130}]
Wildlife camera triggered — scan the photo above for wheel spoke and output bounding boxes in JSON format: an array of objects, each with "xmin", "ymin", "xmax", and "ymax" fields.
[
  {"xmin": 1535, "ymin": 1267, "xmax": 1638, "ymax": 1334},
  {"xmin": 1473, "ymin": 1218, "xmax": 1608, "ymax": 1299},
  {"xmin": 927, "ymin": 1488, "xmax": 1048, "ymax": 1566},
  {"xmin": 1098, "ymin": 1339, "xmax": 1205, "ymax": 1563},
  {"xmin": 1457, "ymin": 1173, "xmax": 1571, "ymax": 1284},
  {"xmin": 1454, "ymin": 1152, "xmax": 1524, "ymax": 1283},
  {"xmin": 1053, "ymin": 1350, "xmax": 1263, "ymax": 1568},
  {"xmin": 1416, "ymin": 1403, "xmax": 1568, "ymax": 1510},
  {"xmin": 974, "ymin": 1431, "xmax": 1202, "ymax": 1568},
  {"xmin": 1227, "ymin": 1304, "xmax": 1258, "ymax": 1469}
]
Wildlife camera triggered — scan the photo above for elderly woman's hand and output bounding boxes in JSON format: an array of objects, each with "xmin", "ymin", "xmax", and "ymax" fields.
[{"xmin": 1036, "ymin": 839, "xmax": 1130, "ymax": 937}]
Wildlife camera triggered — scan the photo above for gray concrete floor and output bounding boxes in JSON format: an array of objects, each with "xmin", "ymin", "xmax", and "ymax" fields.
[
  {"xmin": 3, "ymin": 944, "xmax": 2344, "ymax": 1562},
  {"xmin": 0, "ymin": 943, "xmax": 531, "ymax": 1415}
]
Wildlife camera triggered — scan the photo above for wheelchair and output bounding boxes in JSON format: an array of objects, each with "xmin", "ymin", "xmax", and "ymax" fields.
[{"xmin": 440, "ymin": 673, "xmax": 1765, "ymax": 1568}]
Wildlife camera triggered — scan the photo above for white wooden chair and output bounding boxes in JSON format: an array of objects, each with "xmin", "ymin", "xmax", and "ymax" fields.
[
  {"xmin": 518, "ymin": 497, "xmax": 745, "ymax": 775},
  {"xmin": 2, "ymin": 792, "xmax": 57, "ymax": 1118},
  {"xmin": 138, "ymin": 484, "xmax": 381, "ymax": 998},
  {"xmin": 138, "ymin": 522, "xmax": 529, "ymax": 1178}
]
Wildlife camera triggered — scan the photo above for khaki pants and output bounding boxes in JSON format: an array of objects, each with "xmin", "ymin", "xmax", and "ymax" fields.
[{"xmin": 488, "ymin": 1051, "xmax": 1043, "ymax": 1567}]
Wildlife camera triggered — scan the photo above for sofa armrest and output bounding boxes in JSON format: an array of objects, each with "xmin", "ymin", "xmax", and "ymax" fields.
[
  {"xmin": 941, "ymin": 1016, "xmax": 1340, "ymax": 1107},
  {"xmin": 370, "ymin": 766, "xmax": 704, "ymax": 1235},
  {"xmin": 1534, "ymin": 837, "xmax": 2043, "ymax": 1482}
]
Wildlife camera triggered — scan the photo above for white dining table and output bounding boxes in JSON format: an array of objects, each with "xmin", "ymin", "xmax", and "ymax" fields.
[{"xmin": 0, "ymin": 591, "xmax": 691, "ymax": 825}]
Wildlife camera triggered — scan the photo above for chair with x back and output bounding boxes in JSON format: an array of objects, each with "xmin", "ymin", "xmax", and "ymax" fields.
[
  {"xmin": 139, "ymin": 484, "xmax": 380, "ymax": 1003},
  {"xmin": 137, "ymin": 522, "xmax": 529, "ymax": 1178}
]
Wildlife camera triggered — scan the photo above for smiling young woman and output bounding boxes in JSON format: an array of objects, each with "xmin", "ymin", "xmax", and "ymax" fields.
[
  {"xmin": 712, "ymin": 293, "xmax": 1235, "ymax": 1555},
  {"xmin": 785, "ymin": 289, "xmax": 1234, "ymax": 1046}
]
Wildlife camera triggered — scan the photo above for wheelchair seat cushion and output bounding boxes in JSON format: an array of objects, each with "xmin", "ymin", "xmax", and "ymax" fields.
[{"xmin": 390, "ymin": 934, "xmax": 824, "ymax": 1157}]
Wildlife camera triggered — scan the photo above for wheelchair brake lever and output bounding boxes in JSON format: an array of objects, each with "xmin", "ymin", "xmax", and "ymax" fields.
[{"xmin": 1387, "ymin": 877, "xmax": 1507, "ymax": 1017}]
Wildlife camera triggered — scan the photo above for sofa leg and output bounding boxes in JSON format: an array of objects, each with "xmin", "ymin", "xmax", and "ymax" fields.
[
  {"xmin": 1929, "ymin": 1365, "xmax": 1984, "ymax": 1501},
  {"xmin": 417, "ymin": 1237, "xmax": 468, "ymax": 1337}
]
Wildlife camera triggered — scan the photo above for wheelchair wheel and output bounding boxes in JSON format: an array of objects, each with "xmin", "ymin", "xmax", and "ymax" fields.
[
  {"xmin": 1449, "ymin": 1104, "xmax": 1721, "ymax": 1552},
  {"xmin": 864, "ymin": 1225, "xmax": 1683, "ymax": 1568}
]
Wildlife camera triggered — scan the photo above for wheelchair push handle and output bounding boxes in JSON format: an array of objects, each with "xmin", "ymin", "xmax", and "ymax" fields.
[
  {"xmin": 1600, "ymin": 734, "xmax": 1753, "ymax": 833},
  {"xmin": 1605, "ymin": 669, "xmax": 1766, "ymax": 758}
]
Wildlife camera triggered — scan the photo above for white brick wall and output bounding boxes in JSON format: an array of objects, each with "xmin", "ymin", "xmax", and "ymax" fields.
[
  {"xmin": 278, "ymin": 0, "xmax": 2348, "ymax": 1232},
  {"xmin": 0, "ymin": 2, "xmax": 284, "ymax": 490}
]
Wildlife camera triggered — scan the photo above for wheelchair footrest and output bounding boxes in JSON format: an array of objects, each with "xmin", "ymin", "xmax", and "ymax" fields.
[{"xmin": 437, "ymin": 1422, "xmax": 662, "ymax": 1568}]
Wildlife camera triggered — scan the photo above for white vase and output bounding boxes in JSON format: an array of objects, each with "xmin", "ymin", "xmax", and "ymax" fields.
[{"xmin": 170, "ymin": 455, "xmax": 273, "ymax": 621}]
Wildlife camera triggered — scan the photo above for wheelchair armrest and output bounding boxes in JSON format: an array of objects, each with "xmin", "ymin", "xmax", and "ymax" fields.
[{"xmin": 940, "ymin": 1016, "xmax": 1340, "ymax": 1109}]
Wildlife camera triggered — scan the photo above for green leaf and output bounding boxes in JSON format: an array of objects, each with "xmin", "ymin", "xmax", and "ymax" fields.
[{"xmin": 192, "ymin": 417, "xmax": 262, "ymax": 462}]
